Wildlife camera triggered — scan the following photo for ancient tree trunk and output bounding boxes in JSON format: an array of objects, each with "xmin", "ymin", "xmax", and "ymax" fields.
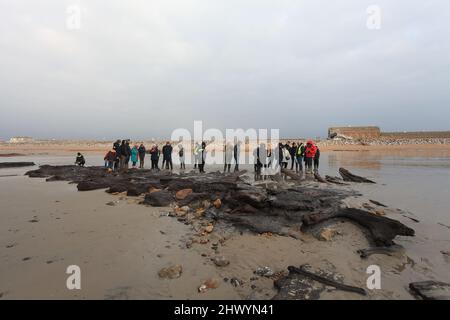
[{"xmin": 339, "ymin": 167, "xmax": 376, "ymax": 183}]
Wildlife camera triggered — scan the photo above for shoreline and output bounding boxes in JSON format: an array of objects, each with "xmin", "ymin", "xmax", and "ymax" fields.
[{"xmin": 1, "ymin": 141, "xmax": 450, "ymax": 157}]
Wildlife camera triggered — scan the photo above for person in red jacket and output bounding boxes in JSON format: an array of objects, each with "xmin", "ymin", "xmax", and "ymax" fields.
[
  {"xmin": 304, "ymin": 140, "xmax": 317, "ymax": 174},
  {"xmin": 104, "ymin": 149, "xmax": 117, "ymax": 171}
]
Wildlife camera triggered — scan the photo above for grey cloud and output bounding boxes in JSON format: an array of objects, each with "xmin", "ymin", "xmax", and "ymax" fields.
[{"xmin": 0, "ymin": 0, "xmax": 449, "ymax": 140}]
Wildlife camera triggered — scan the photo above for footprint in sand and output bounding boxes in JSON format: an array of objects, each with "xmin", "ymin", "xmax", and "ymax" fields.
[
  {"xmin": 46, "ymin": 257, "xmax": 64, "ymax": 264},
  {"xmin": 104, "ymin": 286, "xmax": 132, "ymax": 300}
]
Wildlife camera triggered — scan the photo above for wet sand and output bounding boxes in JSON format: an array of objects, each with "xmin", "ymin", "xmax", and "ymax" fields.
[
  {"xmin": 0, "ymin": 172, "xmax": 416, "ymax": 299},
  {"xmin": 0, "ymin": 174, "xmax": 242, "ymax": 299},
  {"xmin": 1, "ymin": 147, "xmax": 449, "ymax": 300}
]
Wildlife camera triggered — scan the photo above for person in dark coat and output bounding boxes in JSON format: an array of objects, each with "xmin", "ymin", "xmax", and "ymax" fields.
[
  {"xmin": 149, "ymin": 145, "xmax": 160, "ymax": 171},
  {"xmin": 233, "ymin": 141, "xmax": 241, "ymax": 172},
  {"xmin": 289, "ymin": 142, "xmax": 297, "ymax": 170},
  {"xmin": 162, "ymin": 141, "xmax": 173, "ymax": 170},
  {"xmin": 119, "ymin": 140, "xmax": 130, "ymax": 172},
  {"xmin": 178, "ymin": 144, "xmax": 185, "ymax": 170},
  {"xmin": 138, "ymin": 143, "xmax": 146, "ymax": 169},
  {"xmin": 75, "ymin": 153, "xmax": 85, "ymax": 166},
  {"xmin": 198, "ymin": 141, "xmax": 207, "ymax": 173},
  {"xmin": 314, "ymin": 147, "xmax": 321, "ymax": 173},
  {"xmin": 113, "ymin": 140, "xmax": 121, "ymax": 171},
  {"xmin": 125, "ymin": 140, "xmax": 131, "ymax": 166}
]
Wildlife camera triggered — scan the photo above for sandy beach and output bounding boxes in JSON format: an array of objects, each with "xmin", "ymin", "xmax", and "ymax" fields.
[
  {"xmin": 2, "ymin": 139, "xmax": 450, "ymax": 156},
  {"xmin": 1, "ymin": 141, "xmax": 449, "ymax": 300}
]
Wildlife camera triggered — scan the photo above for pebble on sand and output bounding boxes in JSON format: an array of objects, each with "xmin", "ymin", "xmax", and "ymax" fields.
[
  {"xmin": 158, "ymin": 265, "xmax": 183, "ymax": 279},
  {"xmin": 198, "ymin": 278, "xmax": 220, "ymax": 293},
  {"xmin": 318, "ymin": 228, "xmax": 339, "ymax": 241},
  {"xmin": 212, "ymin": 255, "xmax": 230, "ymax": 267}
]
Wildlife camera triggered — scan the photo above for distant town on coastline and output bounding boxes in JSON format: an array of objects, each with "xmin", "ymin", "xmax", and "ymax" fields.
[{"xmin": 2, "ymin": 126, "xmax": 450, "ymax": 144}]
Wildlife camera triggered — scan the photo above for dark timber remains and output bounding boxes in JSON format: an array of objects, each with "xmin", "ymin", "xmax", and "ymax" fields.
[
  {"xmin": 0, "ymin": 162, "xmax": 35, "ymax": 169},
  {"xmin": 25, "ymin": 165, "xmax": 414, "ymax": 247}
]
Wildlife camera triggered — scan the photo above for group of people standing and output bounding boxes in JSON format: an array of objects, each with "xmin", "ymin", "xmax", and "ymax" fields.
[
  {"xmin": 103, "ymin": 139, "xmax": 141, "ymax": 172},
  {"xmin": 91, "ymin": 139, "xmax": 320, "ymax": 174},
  {"xmin": 103, "ymin": 140, "xmax": 175, "ymax": 172},
  {"xmin": 254, "ymin": 140, "xmax": 320, "ymax": 174},
  {"xmin": 102, "ymin": 140, "xmax": 210, "ymax": 173}
]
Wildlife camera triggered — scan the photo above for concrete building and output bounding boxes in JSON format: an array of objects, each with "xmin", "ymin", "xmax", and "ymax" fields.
[{"xmin": 328, "ymin": 126, "xmax": 381, "ymax": 139}]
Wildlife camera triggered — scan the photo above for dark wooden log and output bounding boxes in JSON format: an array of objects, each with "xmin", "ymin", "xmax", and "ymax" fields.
[
  {"xmin": 357, "ymin": 245, "xmax": 403, "ymax": 258},
  {"xmin": 409, "ymin": 281, "xmax": 450, "ymax": 300},
  {"xmin": 25, "ymin": 165, "xmax": 415, "ymax": 246},
  {"xmin": 280, "ymin": 168, "xmax": 301, "ymax": 181},
  {"xmin": 325, "ymin": 175, "xmax": 349, "ymax": 185},
  {"xmin": 0, "ymin": 162, "xmax": 35, "ymax": 168},
  {"xmin": 288, "ymin": 265, "xmax": 367, "ymax": 296},
  {"xmin": 302, "ymin": 208, "xmax": 415, "ymax": 246},
  {"xmin": 143, "ymin": 190, "xmax": 174, "ymax": 207},
  {"xmin": 314, "ymin": 173, "xmax": 328, "ymax": 183},
  {"xmin": 177, "ymin": 192, "xmax": 210, "ymax": 206},
  {"xmin": 369, "ymin": 199, "xmax": 387, "ymax": 207},
  {"xmin": 339, "ymin": 167, "xmax": 376, "ymax": 183},
  {"xmin": 0, "ymin": 153, "xmax": 25, "ymax": 157}
]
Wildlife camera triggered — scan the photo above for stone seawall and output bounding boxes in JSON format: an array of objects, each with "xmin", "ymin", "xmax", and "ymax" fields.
[{"xmin": 381, "ymin": 131, "xmax": 450, "ymax": 139}]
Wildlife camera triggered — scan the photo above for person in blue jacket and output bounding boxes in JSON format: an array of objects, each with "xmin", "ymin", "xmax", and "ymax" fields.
[{"xmin": 130, "ymin": 145, "xmax": 139, "ymax": 168}]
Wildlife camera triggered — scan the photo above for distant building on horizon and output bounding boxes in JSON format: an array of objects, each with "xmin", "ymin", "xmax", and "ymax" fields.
[
  {"xmin": 8, "ymin": 136, "xmax": 34, "ymax": 143},
  {"xmin": 328, "ymin": 126, "xmax": 381, "ymax": 140}
]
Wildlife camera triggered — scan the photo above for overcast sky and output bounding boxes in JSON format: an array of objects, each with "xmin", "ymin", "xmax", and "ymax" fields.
[{"xmin": 1, "ymin": 0, "xmax": 449, "ymax": 140}]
